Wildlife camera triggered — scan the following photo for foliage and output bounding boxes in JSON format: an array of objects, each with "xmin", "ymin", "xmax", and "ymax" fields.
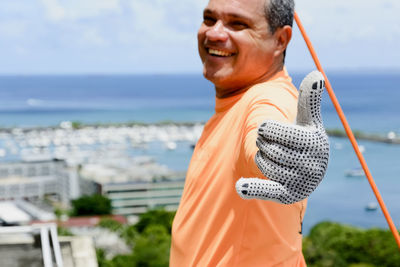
[
  {"xmin": 95, "ymin": 209, "xmax": 400, "ymax": 267},
  {"xmin": 71, "ymin": 121, "xmax": 82, "ymax": 129},
  {"xmin": 57, "ymin": 226, "xmax": 73, "ymax": 236},
  {"xmin": 54, "ymin": 206, "xmax": 71, "ymax": 219},
  {"xmin": 96, "ymin": 208, "xmax": 175, "ymax": 267},
  {"xmin": 121, "ymin": 225, "xmax": 139, "ymax": 247},
  {"xmin": 303, "ymin": 221, "xmax": 400, "ymax": 267},
  {"xmin": 98, "ymin": 217, "xmax": 124, "ymax": 233},
  {"xmin": 96, "ymin": 248, "xmax": 109, "ymax": 267},
  {"xmin": 97, "ymin": 248, "xmax": 136, "ymax": 267},
  {"xmin": 71, "ymin": 194, "xmax": 112, "ymax": 216},
  {"xmin": 134, "ymin": 208, "xmax": 175, "ymax": 234},
  {"xmin": 131, "ymin": 225, "xmax": 171, "ymax": 267},
  {"xmin": 326, "ymin": 128, "xmax": 347, "ymax": 137},
  {"xmin": 54, "ymin": 207, "xmax": 63, "ymax": 219}
]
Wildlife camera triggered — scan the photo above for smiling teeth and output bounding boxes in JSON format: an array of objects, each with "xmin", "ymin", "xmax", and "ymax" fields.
[{"xmin": 208, "ymin": 49, "xmax": 232, "ymax": 57}]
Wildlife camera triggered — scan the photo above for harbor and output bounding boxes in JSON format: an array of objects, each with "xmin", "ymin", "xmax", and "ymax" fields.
[{"xmin": 326, "ymin": 128, "xmax": 400, "ymax": 145}]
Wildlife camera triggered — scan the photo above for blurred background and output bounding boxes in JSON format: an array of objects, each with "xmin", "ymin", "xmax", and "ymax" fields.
[{"xmin": 0, "ymin": 0, "xmax": 399, "ymax": 266}]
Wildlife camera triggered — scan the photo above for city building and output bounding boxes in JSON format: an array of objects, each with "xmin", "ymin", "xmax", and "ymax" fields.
[
  {"xmin": 102, "ymin": 179, "xmax": 185, "ymax": 216},
  {"xmin": 0, "ymin": 158, "xmax": 80, "ymax": 204}
]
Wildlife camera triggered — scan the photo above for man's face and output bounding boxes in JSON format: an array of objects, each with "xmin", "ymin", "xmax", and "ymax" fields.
[{"xmin": 198, "ymin": 0, "xmax": 280, "ymax": 96}]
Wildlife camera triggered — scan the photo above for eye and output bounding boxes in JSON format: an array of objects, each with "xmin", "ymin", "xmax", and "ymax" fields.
[
  {"xmin": 230, "ymin": 20, "xmax": 249, "ymax": 30},
  {"xmin": 203, "ymin": 15, "xmax": 216, "ymax": 26}
]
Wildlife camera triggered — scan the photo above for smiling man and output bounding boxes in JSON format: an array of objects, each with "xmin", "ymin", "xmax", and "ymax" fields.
[
  {"xmin": 198, "ymin": 0, "xmax": 288, "ymax": 98},
  {"xmin": 170, "ymin": 0, "xmax": 328, "ymax": 266}
]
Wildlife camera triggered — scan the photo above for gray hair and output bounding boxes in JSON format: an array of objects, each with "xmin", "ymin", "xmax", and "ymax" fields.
[
  {"xmin": 264, "ymin": 0, "xmax": 295, "ymax": 33},
  {"xmin": 264, "ymin": 0, "xmax": 295, "ymax": 62}
]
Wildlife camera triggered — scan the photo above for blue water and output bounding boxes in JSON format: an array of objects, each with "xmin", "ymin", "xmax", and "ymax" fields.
[
  {"xmin": 1, "ymin": 73, "xmax": 399, "ymax": 131},
  {"xmin": 0, "ymin": 73, "xmax": 400, "ymax": 234},
  {"xmin": 0, "ymin": 75, "xmax": 216, "ymax": 127}
]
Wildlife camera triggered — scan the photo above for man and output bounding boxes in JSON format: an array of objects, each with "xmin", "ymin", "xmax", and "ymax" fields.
[{"xmin": 170, "ymin": 0, "xmax": 329, "ymax": 266}]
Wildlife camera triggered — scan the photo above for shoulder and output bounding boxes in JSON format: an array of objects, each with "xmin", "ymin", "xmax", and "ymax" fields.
[
  {"xmin": 244, "ymin": 77, "xmax": 298, "ymax": 104},
  {"xmin": 238, "ymin": 77, "xmax": 298, "ymax": 121}
]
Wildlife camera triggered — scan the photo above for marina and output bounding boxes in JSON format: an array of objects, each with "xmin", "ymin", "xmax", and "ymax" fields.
[{"xmin": 1, "ymin": 72, "xmax": 400, "ymax": 235}]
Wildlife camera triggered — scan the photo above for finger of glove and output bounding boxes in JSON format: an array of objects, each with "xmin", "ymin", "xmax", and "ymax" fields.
[
  {"xmin": 258, "ymin": 120, "xmax": 316, "ymax": 150},
  {"xmin": 296, "ymin": 70, "xmax": 325, "ymax": 127},
  {"xmin": 255, "ymin": 149, "xmax": 322, "ymax": 189},
  {"xmin": 256, "ymin": 137, "xmax": 305, "ymax": 169},
  {"xmin": 257, "ymin": 146, "xmax": 327, "ymax": 183},
  {"xmin": 254, "ymin": 153, "xmax": 320, "ymax": 203},
  {"xmin": 256, "ymin": 143, "xmax": 329, "ymax": 201},
  {"xmin": 235, "ymin": 177, "xmax": 289, "ymax": 204},
  {"xmin": 255, "ymin": 150, "xmax": 302, "ymax": 185}
]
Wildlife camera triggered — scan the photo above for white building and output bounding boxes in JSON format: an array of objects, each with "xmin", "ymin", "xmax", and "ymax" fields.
[
  {"xmin": 102, "ymin": 180, "xmax": 185, "ymax": 215},
  {"xmin": 0, "ymin": 159, "xmax": 80, "ymax": 204},
  {"xmin": 78, "ymin": 156, "xmax": 186, "ymax": 216}
]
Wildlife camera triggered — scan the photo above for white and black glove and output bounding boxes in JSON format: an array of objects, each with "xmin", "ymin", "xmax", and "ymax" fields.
[{"xmin": 236, "ymin": 71, "xmax": 330, "ymax": 204}]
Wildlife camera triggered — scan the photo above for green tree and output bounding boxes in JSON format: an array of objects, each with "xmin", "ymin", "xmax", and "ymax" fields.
[
  {"xmin": 121, "ymin": 225, "xmax": 139, "ymax": 247},
  {"xmin": 358, "ymin": 228, "xmax": 400, "ymax": 266},
  {"xmin": 71, "ymin": 194, "xmax": 112, "ymax": 216},
  {"xmin": 57, "ymin": 227, "xmax": 73, "ymax": 236},
  {"xmin": 132, "ymin": 225, "xmax": 171, "ymax": 267},
  {"xmin": 71, "ymin": 121, "xmax": 82, "ymax": 129},
  {"xmin": 134, "ymin": 209, "xmax": 175, "ymax": 234},
  {"xmin": 98, "ymin": 217, "xmax": 124, "ymax": 233},
  {"xmin": 96, "ymin": 248, "xmax": 110, "ymax": 267},
  {"xmin": 303, "ymin": 221, "xmax": 400, "ymax": 267}
]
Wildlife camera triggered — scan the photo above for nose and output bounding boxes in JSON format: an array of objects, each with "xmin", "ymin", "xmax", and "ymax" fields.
[{"xmin": 205, "ymin": 20, "xmax": 228, "ymax": 42}]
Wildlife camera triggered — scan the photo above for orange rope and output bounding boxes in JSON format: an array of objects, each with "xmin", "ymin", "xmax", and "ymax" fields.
[{"xmin": 294, "ymin": 12, "xmax": 400, "ymax": 250}]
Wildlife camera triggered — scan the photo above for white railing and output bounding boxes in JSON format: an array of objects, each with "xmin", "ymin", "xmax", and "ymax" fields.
[{"xmin": 0, "ymin": 223, "xmax": 63, "ymax": 267}]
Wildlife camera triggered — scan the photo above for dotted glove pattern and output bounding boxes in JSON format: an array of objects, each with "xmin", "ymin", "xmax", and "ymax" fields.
[{"xmin": 236, "ymin": 71, "xmax": 330, "ymax": 204}]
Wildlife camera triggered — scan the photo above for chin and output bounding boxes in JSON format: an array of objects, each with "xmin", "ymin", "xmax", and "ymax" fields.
[
  {"xmin": 203, "ymin": 67, "xmax": 232, "ymax": 87},
  {"xmin": 203, "ymin": 74, "xmax": 226, "ymax": 89}
]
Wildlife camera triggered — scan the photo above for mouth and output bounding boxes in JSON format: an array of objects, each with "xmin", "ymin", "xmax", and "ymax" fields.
[{"xmin": 206, "ymin": 48, "xmax": 235, "ymax": 57}]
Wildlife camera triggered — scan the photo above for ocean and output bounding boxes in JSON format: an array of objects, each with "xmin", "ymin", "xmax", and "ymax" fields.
[{"xmin": 0, "ymin": 72, "xmax": 399, "ymax": 234}]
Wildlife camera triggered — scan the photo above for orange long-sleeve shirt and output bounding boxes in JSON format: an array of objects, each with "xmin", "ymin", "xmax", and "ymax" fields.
[{"xmin": 170, "ymin": 69, "xmax": 307, "ymax": 267}]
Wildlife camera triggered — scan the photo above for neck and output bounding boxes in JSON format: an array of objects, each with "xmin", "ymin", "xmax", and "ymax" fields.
[{"xmin": 215, "ymin": 63, "xmax": 284, "ymax": 99}]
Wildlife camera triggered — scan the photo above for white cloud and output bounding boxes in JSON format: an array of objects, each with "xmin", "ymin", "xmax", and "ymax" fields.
[
  {"xmin": 0, "ymin": 0, "xmax": 399, "ymax": 74},
  {"xmin": 295, "ymin": 0, "xmax": 400, "ymax": 43},
  {"xmin": 40, "ymin": 0, "xmax": 121, "ymax": 22},
  {"xmin": 287, "ymin": 0, "xmax": 400, "ymax": 72},
  {"xmin": 40, "ymin": 0, "xmax": 66, "ymax": 21},
  {"xmin": 126, "ymin": 0, "xmax": 204, "ymax": 45},
  {"xmin": 64, "ymin": 0, "xmax": 122, "ymax": 20}
]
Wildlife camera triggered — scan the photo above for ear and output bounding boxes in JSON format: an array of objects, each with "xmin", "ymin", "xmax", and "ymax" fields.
[{"xmin": 273, "ymin": 25, "xmax": 292, "ymax": 57}]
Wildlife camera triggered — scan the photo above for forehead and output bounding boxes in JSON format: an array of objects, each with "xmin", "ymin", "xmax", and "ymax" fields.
[{"xmin": 205, "ymin": 0, "xmax": 266, "ymax": 19}]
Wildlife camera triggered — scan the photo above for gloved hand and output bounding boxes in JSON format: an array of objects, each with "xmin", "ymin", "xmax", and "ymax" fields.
[{"xmin": 236, "ymin": 71, "xmax": 330, "ymax": 204}]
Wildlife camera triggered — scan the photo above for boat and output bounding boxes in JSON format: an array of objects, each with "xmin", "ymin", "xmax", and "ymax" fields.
[
  {"xmin": 345, "ymin": 167, "xmax": 365, "ymax": 177},
  {"xmin": 365, "ymin": 202, "xmax": 378, "ymax": 211},
  {"xmin": 165, "ymin": 141, "xmax": 177, "ymax": 150}
]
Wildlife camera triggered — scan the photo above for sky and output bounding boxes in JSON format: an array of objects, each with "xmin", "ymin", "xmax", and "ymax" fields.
[{"xmin": 0, "ymin": 0, "xmax": 399, "ymax": 74}]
